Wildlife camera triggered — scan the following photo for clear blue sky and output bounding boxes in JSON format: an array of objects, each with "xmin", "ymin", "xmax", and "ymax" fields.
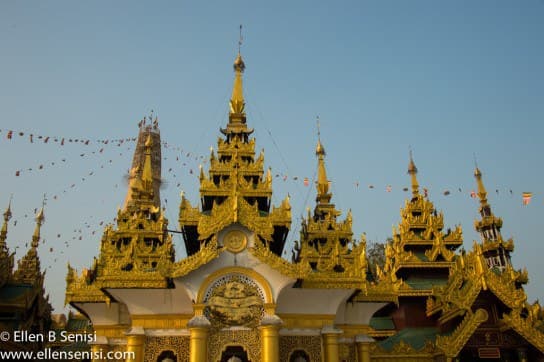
[{"xmin": 1, "ymin": 1, "xmax": 543, "ymax": 313}]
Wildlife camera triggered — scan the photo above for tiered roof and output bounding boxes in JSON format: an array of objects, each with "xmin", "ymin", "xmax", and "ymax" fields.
[
  {"xmin": 426, "ymin": 168, "xmax": 544, "ymax": 358},
  {"xmin": 375, "ymin": 154, "xmax": 462, "ymax": 296},
  {"xmin": 294, "ymin": 135, "xmax": 366, "ymax": 288},
  {"xmin": 66, "ymin": 122, "xmax": 174, "ymax": 307},
  {"xmin": 178, "ymin": 52, "xmax": 291, "ymax": 257}
]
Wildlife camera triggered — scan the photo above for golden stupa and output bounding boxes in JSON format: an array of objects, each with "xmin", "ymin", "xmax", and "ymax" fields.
[{"xmin": 63, "ymin": 48, "xmax": 544, "ymax": 362}]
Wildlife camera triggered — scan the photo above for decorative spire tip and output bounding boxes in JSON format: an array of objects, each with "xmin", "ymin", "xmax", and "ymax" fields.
[
  {"xmin": 233, "ymin": 25, "xmax": 245, "ymax": 72},
  {"xmin": 315, "ymin": 116, "xmax": 325, "ymax": 156}
]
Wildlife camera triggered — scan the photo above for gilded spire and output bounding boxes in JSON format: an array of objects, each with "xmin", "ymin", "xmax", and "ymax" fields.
[
  {"xmin": 474, "ymin": 166, "xmax": 508, "ymax": 251},
  {"xmin": 32, "ymin": 206, "xmax": 45, "ymax": 249},
  {"xmin": 142, "ymin": 134, "xmax": 153, "ymax": 186},
  {"xmin": 315, "ymin": 121, "xmax": 331, "ymax": 204},
  {"xmin": 408, "ymin": 150, "xmax": 419, "ymax": 197},
  {"xmin": 0, "ymin": 201, "xmax": 13, "ymax": 287},
  {"xmin": 221, "ymin": 27, "xmax": 254, "ymax": 138},
  {"xmin": 229, "ymin": 26, "xmax": 246, "ymax": 121},
  {"xmin": 125, "ymin": 122, "xmax": 162, "ymax": 208},
  {"xmin": 230, "ymin": 53, "xmax": 245, "ymax": 116},
  {"xmin": 13, "ymin": 205, "xmax": 45, "ymax": 284},
  {"xmin": 296, "ymin": 119, "xmax": 365, "ymax": 287},
  {"xmin": 0, "ymin": 199, "xmax": 12, "ymax": 246},
  {"xmin": 474, "ymin": 167, "xmax": 489, "ymax": 209}
]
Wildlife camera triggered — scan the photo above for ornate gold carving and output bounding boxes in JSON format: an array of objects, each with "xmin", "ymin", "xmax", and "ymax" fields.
[
  {"xmin": 204, "ymin": 275, "xmax": 264, "ymax": 328},
  {"xmin": 375, "ymin": 158, "xmax": 462, "ymax": 298},
  {"xmin": 369, "ymin": 340, "xmax": 438, "ymax": 360},
  {"xmin": 197, "ymin": 267, "xmax": 274, "ymax": 305},
  {"xmin": 208, "ymin": 329, "xmax": 261, "ymax": 362},
  {"xmin": 193, "ymin": 187, "xmax": 289, "ymax": 243},
  {"xmin": 339, "ymin": 342, "xmax": 356, "ymax": 361},
  {"xmin": 428, "ymin": 241, "xmax": 532, "ymax": 323},
  {"xmin": 249, "ymin": 241, "xmax": 311, "ymax": 279},
  {"xmin": 436, "ymin": 308, "xmax": 488, "ymax": 357},
  {"xmin": 296, "ymin": 143, "xmax": 369, "ymax": 287},
  {"xmin": 502, "ymin": 310, "xmax": 544, "ymax": 353},
  {"xmin": 223, "ymin": 230, "xmax": 248, "ymax": 253},
  {"xmin": 65, "ymin": 264, "xmax": 110, "ymax": 305},
  {"xmin": 280, "ymin": 336, "xmax": 322, "ymax": 362},
  {"xmin": 144, "ymin": 336, "xmax": 189, "ymax": 362},
  {"xmin": 165, "ymin": 236, "xmax": 223, "ymax": 278}
]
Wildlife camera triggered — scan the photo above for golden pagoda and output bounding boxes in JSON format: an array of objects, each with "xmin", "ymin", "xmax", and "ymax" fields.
[
  {"xmin": 426, "ymin": 168, "xmax": 544, "ymax": 361},
  {"xmin": 373, "ymin": 154, "xmax": 462, "ymax": 308},
  {"xmin": 63, "ymin": 46, "xmax": 544, "ymax": 362},
  {"xmin": 0, "ymin": 203, "xmax": 52, "ymax": 353},
  {"xmin": 294, "ymin": 133, "xmax": 367, "ymax": 289}
]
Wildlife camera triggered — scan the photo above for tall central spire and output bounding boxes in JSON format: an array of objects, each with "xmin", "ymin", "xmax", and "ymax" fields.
[
  {"xmin": 230, "ymin": 24, "xmax": 246, "ymax": 120},
  {"xmin": 408, "ymin": 150, "xmax": 419, "ymax": 197},
  {"xmin": 32, "ymin": 207, "xmax": 45, "ymax": 249},
  {"xmin": 13, "ymin": 207, "xmax": 45, "ymax": 284},
  {"xmin": 0, "ymin": 201, "xmax": 14, "ymax": 288},
  {"xmin": 221, "ymin": 27, "xmax": 253, "ymax": 139},
  {"xmin": 0, "ymin": 200, "xmax": 11, "ymax": 248},
  {"xmin": 474, "ymin": 167, "xmax": 489, "ymax": 211},
  {"xmin": 230, "ymin": 53, "xmax": 246, "ymax": 119},
  {"xmin": 315, "ymin": 132, "xmax": 331, "ymax": 205},
  {"xmin": 124, "ymin": 119, "xmax": 162, "ymax": 209}
]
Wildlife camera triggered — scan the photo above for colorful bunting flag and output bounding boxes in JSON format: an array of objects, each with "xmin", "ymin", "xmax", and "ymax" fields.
[{"xmin": 522, "ymin": 192, "xmax": 532, "ymax": 205}]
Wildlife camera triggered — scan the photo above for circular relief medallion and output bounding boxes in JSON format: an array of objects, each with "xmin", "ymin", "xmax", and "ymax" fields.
[
  {"xmin": 204, "ymin": 274, "xmax": 265, "ymax": 328},
  {"xmin": 224, "ymin": 230, "xmax": 247, "ymax": 254}
]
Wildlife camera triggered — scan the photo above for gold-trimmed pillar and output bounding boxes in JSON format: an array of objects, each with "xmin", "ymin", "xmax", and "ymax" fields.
[
  {"xmin": 188, "ymin": 315, "xmax": 211, "ymax": 362},
  {"xmin": 355, "ymin": 335, "xmax": 374, "ymax": 362},
  {"xmin": 125, "ymin": 327, "xmax": 145, "ymax": 362},
  {"xmin": 90, "ymin": 336, "xmax": 109, "ymax": 362},
  {"xmin": 322, "ymin": 326, "xmax": 342, "ymax": 362},
  {"xmin": 259, "ymin": 314, "xmax": 282, "ymax": 362}
]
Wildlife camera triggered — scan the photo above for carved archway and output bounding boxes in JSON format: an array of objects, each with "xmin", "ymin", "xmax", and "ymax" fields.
[
  {"xmin": 219, "ymin": 345, "xmax": 250, "ymax": 362},
  {"xmin": 289, "ymin": 349, "xmax": 310, "ymax": 362},
  {"xmin": 156, "ymin": 350, "xmax": 177, "ymax": 362},
  {"xmin": 197, "ymin": 267, "xmax": 273, "ymax": 304},
  {"xmin": 208, "ymin": 329, "xmax": 261, "ymax": 361}
]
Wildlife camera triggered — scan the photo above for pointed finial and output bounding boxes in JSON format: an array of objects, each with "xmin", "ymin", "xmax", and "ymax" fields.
[
  {"xmin": 474, "ymin": 165, "xmax": 488, "ymax": 206},
  {"xmin": 408, "ymin": 148, "xmax": 419, "ymax": 196},
  {"xmin": 1, "ymin": 198, "xmax": 13, "ymax": 244},
  {"xmin": 238, "ymin": 24, "xmax": 243, "ymax": 54},
  {"xmin": 233, "ymin": 25, "xmax": 245, "ymax": 73},
  {"xmin": 316, "ymin": 116, "xmax": 325, "ymax": 156},
  {"xmin": 3, "ymin": 196, "xmax": 12, "ymax": 223},
  {"xmin": 141, "ymin": 134, "xmax": 153, "ymax": 185},
  {"xmin": 315, "ymin": 119, "xmax": 330, "ymax": 203},
  {"xmin": 230, "ymin": 27, "xmax": 246, "ymax": 118},
  {"xmin": 199, "ymin": 164, "xmax": 205, "ymax": 181},
  {"xmin": 32, "ymin": 200, "xmax": 45, "ymax": 248},
  {"xmin": 36, "ymin": 194, "xmax": 46, "ymax": 224}
]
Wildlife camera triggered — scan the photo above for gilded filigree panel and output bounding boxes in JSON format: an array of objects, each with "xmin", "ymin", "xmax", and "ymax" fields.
[
  {"xmin": 279, "ymin": 335, "xmax": 321, "ymax": 362},
  {"xmin": 144, "ymin": 336, "xmax": 189, "ymax": 362},
  {"xmin": 208, "ymin": 329, "xmax": 260, "ymax": 362},
  {"xmin": 203, "ymin": 274, "xmax": 265, "ymax": 329}
]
